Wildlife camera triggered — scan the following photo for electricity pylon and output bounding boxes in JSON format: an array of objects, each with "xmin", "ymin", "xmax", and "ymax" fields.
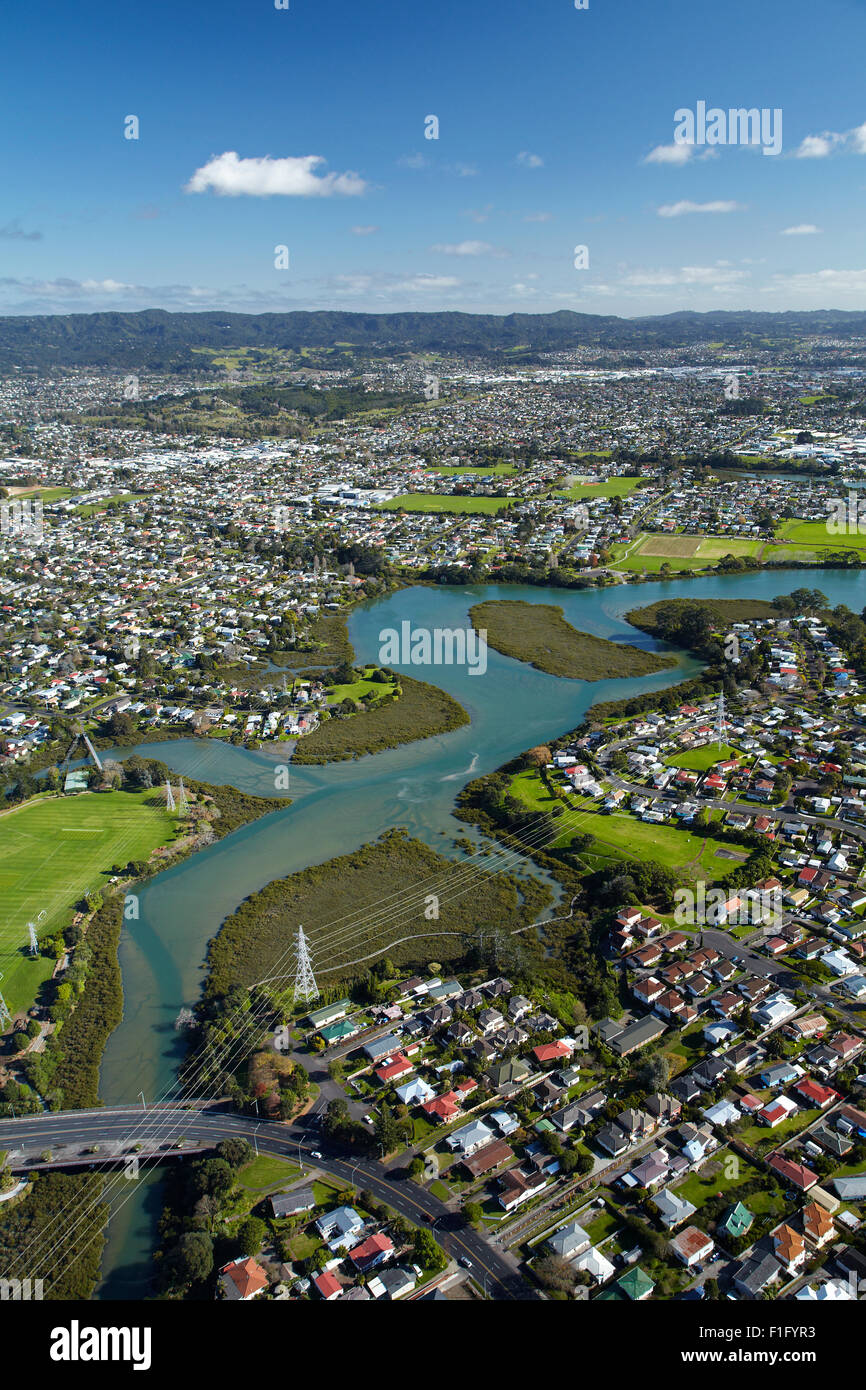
[{"xmin": 292, "ymin": 926, "xmax": 320, "ymax": 1006}]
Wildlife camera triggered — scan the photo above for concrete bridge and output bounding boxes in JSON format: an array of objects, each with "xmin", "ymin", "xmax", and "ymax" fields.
[{"xmin": 0, "ymin": 1104, "xmax": 536, "ymax": 1300}]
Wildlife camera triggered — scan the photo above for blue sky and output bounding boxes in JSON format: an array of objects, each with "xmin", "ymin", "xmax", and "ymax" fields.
[{"xmin": 1, "ymin": 0, "xmax": 865, "ymax": 317}]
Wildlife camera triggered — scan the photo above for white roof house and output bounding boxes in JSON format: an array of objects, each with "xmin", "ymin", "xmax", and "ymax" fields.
[
  {"xmin": 822, "ymin": 949, "xmax": 858, "ymax": 977},
  {"xmin": 446, "ymin": 1119, "xmax": 495, "ymax": 1156},
  {"xmin": 573, "ymin": 1246, "xmax": 616, "ymax": 1284},
  {"xmin": 395, "ymin": 1076, "xmax": 435, "ymax": 1106}
]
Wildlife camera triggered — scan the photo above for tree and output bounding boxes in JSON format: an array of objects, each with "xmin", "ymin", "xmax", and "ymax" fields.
[
  {"xmin": 167, "ymin": 1232, "xmax": 214, "ymax": 1286},
  {"xmin": 236, "ymin": 1216, "xmax": 266, "ymax": 1257},
  {"xmin": 100, "ymin": 759, "xmax": 123, "ymax": 788},
  {"xmin": 374, "ymin": 1104, "xmax": 404, "ymax": 1156},
  {"xmin": 463, "ymin": 1201, "xmax": 483, "ymax": 1227},
  {"xmin": 216, "ymin": 1137, "xmax": 252, "ymax": 1168},
  {"xmin": 535, "ymin": 1254, "xmax": 577, "ymax": 1293},
  {"xmin": 323, "ymin": 1098, "xmax": 350, "ymax": 1141},
  {"xmin": 638, "ymin": 1054, "xmax": 670, "ymax": 1091},
  {"xmin": 190, "ymin": 1157, "xmax": 234, "ymax": 1200},
  {"xmin": 413, "ymin": 1228, "xmax": 446, "ymax": 1272}
]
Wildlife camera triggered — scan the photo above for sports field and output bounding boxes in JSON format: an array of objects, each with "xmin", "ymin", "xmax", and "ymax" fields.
[
  {"xmin": 612, "ymin": 533, "xmax": 763, "ymax": 572},
  {"xmin": 776, "ymin": 518, "xmax": 866, "ymax": 555},
  {"xmin": 554, "ymin": 475, "xmax": 642, "ymax": 500},
  {"xmin": 666, "ymin": 743, "xmax": 741, "ymax": 772},
  {"xmin": 426, "ymin": 463, "xmax": 517, "ymax": 477},
  {"xmin": 380, "ymin": 493, "xmax": 520, "ymax": 513},
  {"xmin": 0, "ymin": 790, "xmax": 175, "ymax": 1015}
]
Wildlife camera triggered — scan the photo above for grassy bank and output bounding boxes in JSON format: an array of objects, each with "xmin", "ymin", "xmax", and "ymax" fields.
[
  {"xmin": 291, "ymin": 673, "xmax": 469, "ymax": 763},
  {"xmin": 469, "ymin": 599, "xmax": 677, "ymax": 681},
  {"xmin": 204, "ymin": 828, "xmax": 552, "ymax": 997}
]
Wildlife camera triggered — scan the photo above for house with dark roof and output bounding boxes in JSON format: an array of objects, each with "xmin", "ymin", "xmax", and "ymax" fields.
[{"xmin": 732, "ymin": 1251, "xmax": 782, "ymax": 1299}]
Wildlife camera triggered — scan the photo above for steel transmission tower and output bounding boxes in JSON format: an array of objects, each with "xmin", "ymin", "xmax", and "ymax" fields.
[
  {"xmin": 715, "ymin": 690, "xmax": 727, "ymax": 750},
  {"xmin": 165, "ymin": 779, "xmax": 176, "ymax": 812},
  {"xmin": 292, "ymin": 925, "xmax": 320, "ymax": 1006},
  {"xmin": 0, "ymin": 974, "xmax": 12, "ymax": 1031},
  {"xmin": 27, "ymin": 924, "xmax": 38, "ymax": 957},
  {"xmin": 177, "ymin": 778, "xmax": 188, "ymax": 813}
]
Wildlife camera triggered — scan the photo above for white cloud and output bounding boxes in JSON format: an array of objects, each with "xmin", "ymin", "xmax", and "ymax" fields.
[
  {"xmin": 622, "ymin": 264, "xmax": 748, "ymax": 290},
  {"xmin": 185, "ymin": 152, "xmax": 367, "ymax": 197},
  {"xmin": 765, "ymin": 267, "xmax": 866, "ymax": 296},
  {"xmin": 657, "ymin": 199, "xmax": 744, "ymax": 217},
  {"xmin": 793, "ymin": 123, "xmax": 866, "ymax": 158},
  {"xmin": 80, "ymin": 278, "xmax": 136, "ymax": 292},
  {"xmin": 849, "ymin": 122, "xmax": 866, "ymax": 153},
  {"xmin": 781, "ymin": 223, "xmax": 821, "ymax": 235},
  {"xmin": 516, "ymin": 151, "xmax": 544, "ymax": 168},
  {"xmin": 795, "ymin": 133, "xmax": 839, "ymax": 159},
  {"xmin": 351, "ymin": 225, "xmax": 379, "ymax": 236},
  {"xmin": 524, "ymin": 211, "xmax": 552, "ymax": 222},
  {"xmin": 645, "ymin": 143, "xmax": 694, "ymax": 165},
  {"xmin": 392, "ymin": 274, "xmax": 461, "ymax": 291},
  {"xmin": 398, "ymin": 153, "xmax": 429, "ymax": 169},
  {"xmin": 430, "ymin": 240, "xmax": 506, "ymax": 257}
]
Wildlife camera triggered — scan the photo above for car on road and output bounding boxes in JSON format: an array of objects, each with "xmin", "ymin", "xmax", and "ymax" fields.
[
  {"xmin": 310, "ymin": 1150, "xmax": 323, "ymax": 1160},
  {"xmin": 459, "ymin": 1257, "xmax": 472, "ymax": 1269}
]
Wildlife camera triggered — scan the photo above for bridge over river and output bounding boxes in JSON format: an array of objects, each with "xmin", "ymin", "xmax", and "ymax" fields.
[{"xmin": 0, "ymin": 1106, "xmax": 536, "ymax": 1300}]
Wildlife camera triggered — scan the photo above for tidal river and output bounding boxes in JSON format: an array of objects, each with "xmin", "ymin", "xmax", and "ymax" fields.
[{"xmin": 95, "ymin": 569, "xmax": 866, "ymax": 1295}]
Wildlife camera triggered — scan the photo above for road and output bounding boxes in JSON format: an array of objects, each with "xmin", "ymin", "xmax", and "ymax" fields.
[{"xmin": 0, "ymin": 1105, "xmax": 537, "ymax": 1301}]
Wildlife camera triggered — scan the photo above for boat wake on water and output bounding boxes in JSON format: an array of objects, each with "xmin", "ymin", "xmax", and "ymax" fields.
[{"xmin": 439, "ymin": 752, "xmax": 480, "ymax": 782}]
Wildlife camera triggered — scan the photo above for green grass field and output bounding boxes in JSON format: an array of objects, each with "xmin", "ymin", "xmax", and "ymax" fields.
[
  {"xmin": 0, "ymin": 790, "xmax": 175, "ymax": 1015},
  {"xmin": 325, "ymin": 669, "xmax": 398, "ymax": 703},
  {"xmin": 554, "ymin": 475, "xmax": 642, "ymax": 500},
  {"xmin": 235, "ymin": 1155, "xmax": 302, "ymax": 1192},
  {"xmin": 777, "ymin": 519, "xmax": 866, "ymax": 554},
  {"xmin": 671, "ymin": 1150, "xmax": 762, "ymax": 1208},
  {"xmin": 74, "ymin": 493, "xmax": 145, "ymax": 517},
  {"xmin": 666, "ymin": 744, "xmax": 742, "ymax": 773},
  {"xmin": 381, "ymin": 493, "xmax": 520, "ymax": 514},
  {"xmin": 612, "ymin": 533, "xmax": 764, "ymax": 573},
  {"xmin": 508, "ymin": 771, "xmax": 736, "ymax": 882},
  {"xmin": 14, "ymin": 487, "xmax": 75, "ymax": 503}
]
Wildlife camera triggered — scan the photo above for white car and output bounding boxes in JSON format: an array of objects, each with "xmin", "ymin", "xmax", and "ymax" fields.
[{"xmin": 310, "ymin": 1151, "xmax": 323, "ymax": 1160}]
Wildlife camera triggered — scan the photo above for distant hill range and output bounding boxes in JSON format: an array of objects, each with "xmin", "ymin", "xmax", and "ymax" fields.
[{"xmin": 1, "ymin": 307, "xmax": 866, "ymax": 372}]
